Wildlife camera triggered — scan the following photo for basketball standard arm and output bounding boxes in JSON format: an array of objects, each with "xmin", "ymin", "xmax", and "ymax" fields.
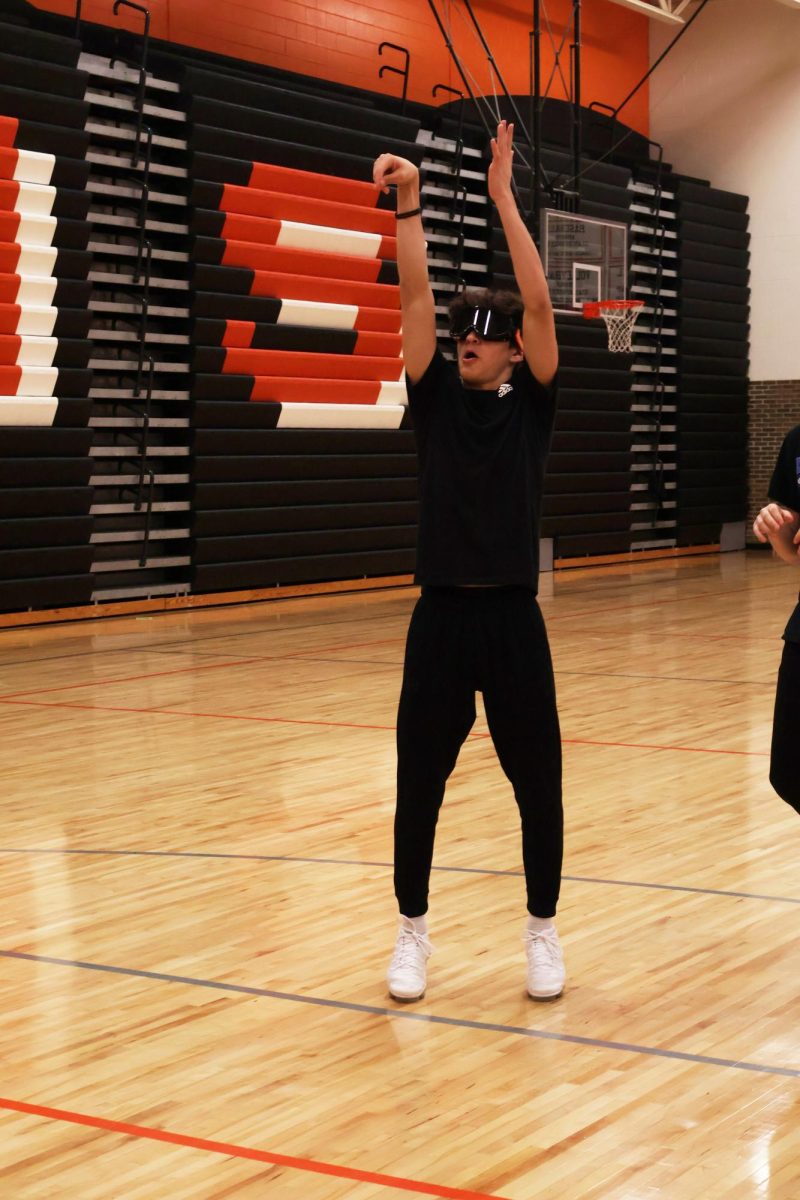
[
  {"xmin": 753, "ymin": 502, "xmax": 800, "ymax": 565},
  {"xmin": 372, "ymin": 153, "xmax": 437, "ymax": 384},
  {"xmin": 488, "ymin": 121, "xmax": 558, "ymax": 387}
]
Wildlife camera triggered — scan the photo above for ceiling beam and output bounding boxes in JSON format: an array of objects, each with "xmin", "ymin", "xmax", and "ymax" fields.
[{"xmin": 605, "ymin": 0, "xmax": 686, "ymax": 23}]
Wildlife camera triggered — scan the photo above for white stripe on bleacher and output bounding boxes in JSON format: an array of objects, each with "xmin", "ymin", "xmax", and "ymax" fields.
[
  {"xmin": 0, "ymin": 396, "xmax": 57, "ymax": 425},
  {"xmin": 276, "ymin": 403, "xmax": 405, "ymax": 430},
  {"xmin": 13, "ymin": 150, "xmax": 56, "ymax": 187},
  {"xmin": 377, "ymin": 379, "xmax": 407, "ymax": 405},
  {"xmin": 13, "ymin": 216, "xmax": 58, "ymax": 248},
  {"xmin": 12, "ymin": 183, "xmax": 57, "ymax": 218},
  {"xmin": 14, "ymin": 246, "xmax": 58, "ymax": 276},
  {"xmin": 11, "ymin": 336, "xmax": 58, "ymax": 368},
  {"xmin": 14, "ymin": 277, "xmax": 58, "ymax": 307},
  {"xmin": 14, "ymin": 306, "xmax": 58, "ymax": 336},
  {"xmin": 16, "ymin": 367, "xmax": 58, "ymax": 396},
  {"xmin": 276, "ymin": 221, "xmax": 382, "ymax": 260},
  {"xmin": 277, "ymin": 298, "xmax": 358, "ymax": 330}
]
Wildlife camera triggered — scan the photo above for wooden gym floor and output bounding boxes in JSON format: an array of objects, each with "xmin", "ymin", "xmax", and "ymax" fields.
[{"xmin": 0, "ymin": 550, "xmax": 799, "ymax": 1199}]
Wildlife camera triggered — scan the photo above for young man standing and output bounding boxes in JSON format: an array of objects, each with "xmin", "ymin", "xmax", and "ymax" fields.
[
  {"xmin": 372, "ymin": 121, "xmax": 564, "ymax": 1003},
  {"xmin": 753, "ymin": 432, "xmax": 800, "ymax": 817}
]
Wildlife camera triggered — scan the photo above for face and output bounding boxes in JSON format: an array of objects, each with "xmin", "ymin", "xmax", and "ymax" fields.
[{"xmin": 455, "ymin": 331, "xmax": 522, "ymax": 390}]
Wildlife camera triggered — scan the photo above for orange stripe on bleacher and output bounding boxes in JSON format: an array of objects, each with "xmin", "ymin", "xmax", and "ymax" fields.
[
  {"xmin": 220, "ymin": 241, "xmax": 385, "ymax": 284},
  {"xmin": 221, "ymin": 214, "xmax": 280, "ymax": 246},
  {"xmin": 246, "ymin": 162, "xmax": 386, "ymax": 211},
  {"xmin": 0, "ymin": 365, "xmax": 23, "ymax": 393},
  {"xmin": 0, "ymin": 179, "xmax": 22, "ymax": 207},
  {"xmin": 355, "ymin": 331, "xmax": 402, "ymax": 357},
  {"xmin": 220, "ymin": 184, "xmax": 395, "ymax": 237},
  {"xmin": 0, "ymin": 118, "xmax": 21, "ymax": 149},
  {"xmin": 0, "ymin": 303, "xmax": 22, "ymax": 333},
  {"xmin": 222, "ymin": 349, "xmax": 404, "ymax": 381},
  {"xmin": 0, "ymin": 334, "xmax": 22, "ymax": 365},
  {"xmin": 378, "ymin": 234, "xmax": 398, "ymax": 259},
  {"xmin": 0, "ymin": 244, "xmax": 22, "ymax": 273},
  {"xmin": 250, "ymin": 377, "xmax": 383, "ymax": 404},
  {"xmin": 248, "ymin": 270, "xmax": 399, "ymax": 310},
  {"xmin": 353, "ymin": 307, "xmax": 402, "ymax": 333},
  {"xmin": 0, "ymin": 213, "xmax": 22, "ymax": 242},
  {"xmin": 222, "ymin": 320, "xmax": 256, "ymax": 348},
  {"xmin": 0, "ymin": 274, "xmax": 22, "ymax": 303}
]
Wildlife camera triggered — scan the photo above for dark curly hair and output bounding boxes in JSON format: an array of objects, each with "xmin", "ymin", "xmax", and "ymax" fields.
[{"xmin": 447, "ymin": 287, "xmax": 524, "ymax": 339}]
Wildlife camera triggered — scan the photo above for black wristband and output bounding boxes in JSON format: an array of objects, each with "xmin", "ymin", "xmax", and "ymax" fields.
[{"xmin": 396, "ymin": 207, "xmax": 422, "ymax": 220}]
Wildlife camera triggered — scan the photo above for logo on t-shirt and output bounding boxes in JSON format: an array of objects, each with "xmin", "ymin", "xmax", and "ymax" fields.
[{"xmin": 498, "ymin": 383, "xmax": 513, "ymax": 398}]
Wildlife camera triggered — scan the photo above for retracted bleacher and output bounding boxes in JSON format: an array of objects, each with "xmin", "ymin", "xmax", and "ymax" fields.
[{"xmin": 0, "ymin": 16, "xmax": 95, "ymax": 612}]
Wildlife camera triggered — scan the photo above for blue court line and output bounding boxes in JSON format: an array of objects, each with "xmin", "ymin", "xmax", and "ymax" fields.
[
  {"xmin": 1, "ymin": 846, "xmax": 798, "ymax": 906},
  {"xmin": 1, "ymin": 949, "xmax": 798, "ymax": 1081}
]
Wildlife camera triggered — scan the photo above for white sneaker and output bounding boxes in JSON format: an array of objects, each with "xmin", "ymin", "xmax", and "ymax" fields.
[
  {"xmin": 387, "ymin": 917, "xmax": 432, "ymax": 1001},
  {"xmin": 523, "ymin": 927, "xmax": 565, "ymax": 1000}
]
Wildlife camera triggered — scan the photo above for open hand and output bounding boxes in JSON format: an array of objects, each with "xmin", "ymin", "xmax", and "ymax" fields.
[{"xmin": 487, "ymin": 120, "xmax": 515, "ymax": 204}]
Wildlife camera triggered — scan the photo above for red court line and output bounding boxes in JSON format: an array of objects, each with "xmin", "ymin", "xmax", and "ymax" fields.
[
  {"xmin": 0, "ymin": 637, "xmax": 405, "ymax": 700},
  {"xmin": 0, "ymin": 658, "xmax": 260, "ymax": 702},
  {"xmin": 562, "ymin": 736, "xmax": 767, "ymax": 757},
  {"xmin": 0, "ymin": 1097, "xmax": 509, "ymax": 1200},
  {"xmin": 0, "ymin": 698, "xmax": 768, "ymax": 756}
]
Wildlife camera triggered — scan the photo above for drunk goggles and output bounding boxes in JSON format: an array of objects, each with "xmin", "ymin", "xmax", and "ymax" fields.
[{"xmin": 449, "ymin": 306, "xmax": 519, "ymax": 342}]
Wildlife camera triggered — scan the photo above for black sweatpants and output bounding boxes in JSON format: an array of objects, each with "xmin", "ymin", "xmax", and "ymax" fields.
[
  {"xmin": 770, "ymin": 639, "xmax": 800, "ymax": 815},
  {"xmin": 394, "ymin": 586, "xmax": 563, "ymax": 918}
]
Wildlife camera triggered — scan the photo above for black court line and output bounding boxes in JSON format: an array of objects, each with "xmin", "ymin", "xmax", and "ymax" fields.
[
  {"xmin": 1, "ymin": 949, "xmax": 798, "ymax": 1081},
  {"xmin": 1, "ymin": 847, "xmax": 798, "ymax": 906}
]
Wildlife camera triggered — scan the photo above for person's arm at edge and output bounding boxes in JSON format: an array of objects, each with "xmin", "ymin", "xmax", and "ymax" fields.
[
  {"xmin": 488, "ymin": 120, "xmax": 558, "ymax": 387},
  {"xmin": 372, "ymin": 153, "xmax": 436, "ymax": 384},
  {"xmin": 753, "ymin": 501, "xmax": 800, "ymax": 566}
]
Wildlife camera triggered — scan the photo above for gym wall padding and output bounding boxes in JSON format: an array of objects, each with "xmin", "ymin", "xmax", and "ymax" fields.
[{"xmin": 675, "ymin": 179, "xmax": 749, "ymax": 545}]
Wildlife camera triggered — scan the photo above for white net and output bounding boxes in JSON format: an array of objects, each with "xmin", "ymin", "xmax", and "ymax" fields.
[{"xmin": 598, "ymin": 302, "xmax": 643, "ymax": 353}]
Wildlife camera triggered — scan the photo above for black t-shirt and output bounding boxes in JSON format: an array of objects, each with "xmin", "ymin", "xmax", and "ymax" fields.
[
  {"xmin": 406, "ymin": 348, "xmax": 558, "ymax": 591},
  {"xmin": 768, "ymin": 425, "xmax": 800, "ymax": 642}
]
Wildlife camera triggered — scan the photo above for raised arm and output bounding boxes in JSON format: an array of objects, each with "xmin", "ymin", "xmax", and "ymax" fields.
[
  {"xmin": 372, "ymin": 153, "xmax": 437, "ymax": 383},
  {"xmin": 488, "ymin": 121, "xmax": 558, "ymax": 386},
  {"xmin": 753, "ymin": 502, "xmax": 800, "ymax": 566}
]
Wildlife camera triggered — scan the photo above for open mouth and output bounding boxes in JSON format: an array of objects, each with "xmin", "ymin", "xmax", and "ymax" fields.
[{"xmin": 462, "ymin": 349, "xmax": 479, "ymax": 363}]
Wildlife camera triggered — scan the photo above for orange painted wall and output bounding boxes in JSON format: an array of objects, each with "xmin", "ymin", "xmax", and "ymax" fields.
[{"xmin": 32, "ymin": 0, "xmax": 649, "ymax": 136}]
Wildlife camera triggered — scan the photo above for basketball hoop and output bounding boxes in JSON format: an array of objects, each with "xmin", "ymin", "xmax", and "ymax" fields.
[{"xmin": 583, "ymin": 299, "xmax": 644, "ymax": 353}]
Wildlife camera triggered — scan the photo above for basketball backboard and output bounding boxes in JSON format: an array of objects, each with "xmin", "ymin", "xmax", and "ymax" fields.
[{"xmin": 543, "ymin": 210, "xmax": 629, "ymax": 313}]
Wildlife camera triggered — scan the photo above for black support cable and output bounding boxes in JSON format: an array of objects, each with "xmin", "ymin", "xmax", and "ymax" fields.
[
  {"xmin": 610, "ymin": 0, "xmax": 712, "ymax": 122},
  {"xmin": 426, "ymin": 0, "xmax": 545, "ymax": 214},
  {"xmin": 459, "ymin": 0, "xmax": 537, "ymax": 154}
]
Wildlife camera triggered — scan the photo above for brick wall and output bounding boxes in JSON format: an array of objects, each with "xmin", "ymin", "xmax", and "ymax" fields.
[{"xmin": 748, "ymin": 380, "xmax": 800, "ymax": 541}]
